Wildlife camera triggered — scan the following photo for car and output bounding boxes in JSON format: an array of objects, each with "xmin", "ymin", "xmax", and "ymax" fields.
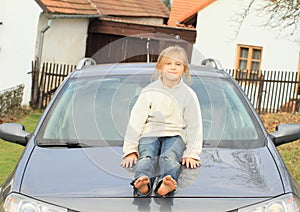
[{"xmin": 0, "ymin": 58, "xmax": 299, "ymax": 212}]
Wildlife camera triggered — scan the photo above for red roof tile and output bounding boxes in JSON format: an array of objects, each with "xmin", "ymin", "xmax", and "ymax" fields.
[
  {"xmin": 90, "ymin": 0, "xmax": 169, "ymax": 18},
  {"xmin": 168, "ymin": 0, "xmax": 215, "ymax": 26},
  {"xmin": 35, "ymin": 0, "xmax": 99, "ymax": 15},
  {"xmin": 35, "ymin": 0, "xmax": 169, "ymax": 18}
]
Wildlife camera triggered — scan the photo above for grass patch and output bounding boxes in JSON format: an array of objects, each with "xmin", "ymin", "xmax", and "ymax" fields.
[
  {"xmin": 278, "ymin": 140, "xmax": 300, "ymax": 182},
  {"xmin": 0, "ymin": 111, "xmax": 299, "ymax": 185},
  {"xmin": 260, "ymin": 113, "xmax": 300, "ymax": 182},
  {"xmin": 0, "ymin": 109, "xmax": 43, "ymax": 184},
  {"xmin": 0, "ymin": 142, "xmax": 24, "ymax": 184}
]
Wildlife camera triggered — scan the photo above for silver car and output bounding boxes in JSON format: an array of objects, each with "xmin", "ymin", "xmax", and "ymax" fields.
[{"xmin": 0, "ymin": 59, "xmax": 299, "ymax": 211}]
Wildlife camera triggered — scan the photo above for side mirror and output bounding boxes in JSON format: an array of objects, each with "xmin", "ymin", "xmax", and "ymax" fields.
[
  {"xmin": 0, "ymin": 123, "xmax": 31, "ymax": 146},
  {"xmin": 270, "ymin": 124, "xmax": 300, "ymax": 146}
]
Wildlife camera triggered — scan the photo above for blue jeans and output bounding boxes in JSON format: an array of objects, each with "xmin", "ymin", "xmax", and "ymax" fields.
[{"xmin": 133, "ymin": 136, "xmax": 186, "ymax": 197}]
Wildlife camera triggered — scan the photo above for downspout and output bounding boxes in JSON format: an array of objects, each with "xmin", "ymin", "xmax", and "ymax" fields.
[
  {"xmin": 37, "ymin": 19, "xmax": 52, "ymax": 65},
  {"xmin": 35, "ymin": 19, "xmax": 52, "ymax": 109}
]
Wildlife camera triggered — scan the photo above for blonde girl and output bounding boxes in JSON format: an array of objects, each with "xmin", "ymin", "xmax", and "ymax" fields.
[{"xmin": 121, "ymin": 45, "xmax": 203, "ymax": 197}]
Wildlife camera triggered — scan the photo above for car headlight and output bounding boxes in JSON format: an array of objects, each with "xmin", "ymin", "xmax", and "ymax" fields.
[
  {"xmin": 3, "ymin": 193, "xmax": 67, "ymax": 212},
  {"xmin": 238, "ymin": 193, "xmax": 299, "ymax": 212}
]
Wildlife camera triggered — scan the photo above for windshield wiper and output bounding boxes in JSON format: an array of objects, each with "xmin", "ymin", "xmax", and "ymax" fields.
[
  {"xmin": 38, "ymin": 140, "xmax": 90, "ymax": 148},
  {"xmin": 37, "ymin": 139, "xmax": 123, "ymax": 147},
  {"xmin": 65, "ymin": 140, "xmax": 87, "ymax": 148}
]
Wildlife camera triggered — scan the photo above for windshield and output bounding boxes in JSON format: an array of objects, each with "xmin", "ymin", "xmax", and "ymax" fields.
[{"xmin": 37, "ymin": 74, "xmax": 264, "ymax": 148}]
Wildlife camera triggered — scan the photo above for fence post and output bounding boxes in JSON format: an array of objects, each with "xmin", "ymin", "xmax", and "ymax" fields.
[
  {"xmin": 256, "ymin": 73, "xmax": 264, "ymax": 114},
  {"xmin": 38, "ymin": 62, "xmax": 47, "ymax": 109},
  {"xmin": 30, "ymin": 60, "xmax": 40, "ymax": 108}
]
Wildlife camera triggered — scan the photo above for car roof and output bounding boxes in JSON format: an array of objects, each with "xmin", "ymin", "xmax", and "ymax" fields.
[{"xmin": 70, "ymin": 62, "xmax": 229, "ymax": 79}]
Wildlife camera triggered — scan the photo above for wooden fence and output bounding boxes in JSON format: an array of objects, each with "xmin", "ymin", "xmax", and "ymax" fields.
[
  {"xmin": 30, "ymin": 61, "xmax": 300, "ymax": 113},
  {"xmin": 226, "ymin": 69, "xmax": 299, "ymax": 113},
  {"xmin": 30, "ymin": 61, "xmax": 76, "ymax": 108}
]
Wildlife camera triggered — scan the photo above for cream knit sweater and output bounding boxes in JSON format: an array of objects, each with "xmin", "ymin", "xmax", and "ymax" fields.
[{"xmin": 123, "ymin": 78, "xmax": 203, "ymax": 160}]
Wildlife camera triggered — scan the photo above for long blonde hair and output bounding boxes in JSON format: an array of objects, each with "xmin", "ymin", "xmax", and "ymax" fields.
[{"xmin": 154, "ymin": 45, "xmax": 191, "ymax": 83}]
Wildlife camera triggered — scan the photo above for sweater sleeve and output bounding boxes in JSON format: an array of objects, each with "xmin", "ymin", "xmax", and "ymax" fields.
[
  {"xmin": 182, "ymin": 91, "xmax": 203, "ymax": 161},
  {"xmin": 122, "ymin": 91, "xmax": 150, "ymax": 157}
]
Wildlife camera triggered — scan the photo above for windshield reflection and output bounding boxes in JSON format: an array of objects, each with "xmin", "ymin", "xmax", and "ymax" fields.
[{"xmin": 38, "ymin": 74, "xmax": 263, "ymax": 149}]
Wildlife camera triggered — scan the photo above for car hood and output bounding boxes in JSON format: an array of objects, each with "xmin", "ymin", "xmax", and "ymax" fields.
[
  {"xmin": 21, "ymin": 146, "xmax": 283, "ymax": 210},
  {"xmin": 22, "ymin": 145, "xmax": 283, "ymax": 197}
]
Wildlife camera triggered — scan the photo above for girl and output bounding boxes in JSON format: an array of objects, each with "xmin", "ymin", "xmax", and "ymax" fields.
[{"xmin": 121, "ymin": 45, "xmax": 203, "ymax": 197}]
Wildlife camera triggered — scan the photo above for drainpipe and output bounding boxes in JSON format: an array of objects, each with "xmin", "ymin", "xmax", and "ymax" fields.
[
  {"xmin": 34, "ymin": 19, "xmax": 52, "ymax": 109},
  {"xmin": 37, "ymin": 19, "xmax": 52, "ymax": 65}
]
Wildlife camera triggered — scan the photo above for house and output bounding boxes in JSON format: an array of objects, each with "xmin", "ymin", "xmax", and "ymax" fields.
[
  {"xmin": 30, "ymin": 0, "xmax": 197, "ymax": 108},
  {"xmin": 168, "ymin": 0, "xmax": 300, "ymax": 112},
  {"xmin": 0, "ymin": 0, "xmax": 41, "ymax": 104},
  {"xmin": 1, "ymin": 0, "xmax": 198, "ymax": 105},
  {"xmin": 169, "ymin": 0, "xmax": 300, "ymax": 73},
  {"xmin": 34, "ymin": 0, "xmax": 196, "ymax": 65},
  {"xmin": 33, "ymin": 0, "xmax": 99, "ymax": 65}
]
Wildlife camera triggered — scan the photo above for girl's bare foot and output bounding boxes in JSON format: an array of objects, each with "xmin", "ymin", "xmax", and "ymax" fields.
[
  {"xmin": 134, "ymin": 176, "xmax": 150, "ymax": 194},
  {"xmin": 157, "ymin": 175, "xmax": 177, "ymax": 196}
]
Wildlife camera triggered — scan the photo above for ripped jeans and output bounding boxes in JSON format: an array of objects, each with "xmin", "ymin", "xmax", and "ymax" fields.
[{"xmin": 133, "ymin": 136, "xmax": 186, "ymax": 197}]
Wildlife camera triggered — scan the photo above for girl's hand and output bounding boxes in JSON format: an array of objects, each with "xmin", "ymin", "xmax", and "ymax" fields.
[
  {"xmin": 182, "ymin": 157, "xmax": 200, "ymax": 169},
  {"xmin": 120, "ymin": 152, "xmax": 138, "ymax": 168}
]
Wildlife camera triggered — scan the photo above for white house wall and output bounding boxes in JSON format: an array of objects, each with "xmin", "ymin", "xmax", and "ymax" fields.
[
  {"xmin": 0, "ymin": 0, "xmax": 41, "ymax": 104},
  {"xmin": 191, "ymin": 0, "xmax": 300, "ymax": 71},
  {"xmin": 36, "ymin": 15, "xmax": 89, "ymax": 65}
]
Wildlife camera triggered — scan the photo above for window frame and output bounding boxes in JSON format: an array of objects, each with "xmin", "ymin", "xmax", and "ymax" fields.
[{"xmin": 235, "ymin": 44, "xmax": 263, "ymax": 80}]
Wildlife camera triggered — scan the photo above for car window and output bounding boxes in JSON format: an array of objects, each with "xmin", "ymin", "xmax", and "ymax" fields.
[
  {"xmin": 37, "ymin": 74, "xmax": 264, "ymax": 148},
  {"xmin": 190, "ymin": 76, "xmax": 263, "ymax": 148},
  {"xmin": 39, "ymin": 75, "xmax": 150, "ymax": 145}
]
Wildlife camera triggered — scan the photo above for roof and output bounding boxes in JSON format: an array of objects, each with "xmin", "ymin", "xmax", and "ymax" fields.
[
  {"xmin": 91, "ymin": 0, "xmax": 169, "ymax": 18},
  {"xmin": 168, "ymin": 0, "xmax": 215, "ymax": 26},
  {"xmin": 35, "ymin": 0, "xmax": 99, "ymax": 16},
  {"xmin": 35, "ymin": 0, "xmax": 169, "ymax": 18}
]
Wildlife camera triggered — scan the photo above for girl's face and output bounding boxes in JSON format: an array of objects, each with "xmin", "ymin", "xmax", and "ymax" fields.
[{"xmin": 160, "ymin": 58, "xmax": 185, "ymax": 88}]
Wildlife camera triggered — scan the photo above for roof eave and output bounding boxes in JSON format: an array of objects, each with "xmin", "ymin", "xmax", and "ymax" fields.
[
  {"xmin": 47, "ymin": 13, "xmax": 100, "ymax": 19},
  {"xmin": 99, "ymin": 17, "xmax": 196, "ymax": 31}
]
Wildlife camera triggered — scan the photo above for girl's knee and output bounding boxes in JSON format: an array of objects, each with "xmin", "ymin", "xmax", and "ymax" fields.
[
  {"xmin": 139, "ymin": 155, "xmax": 153, "ymax": 160},
  {"xmin": 160, "ymin": 155, "xmax": 180, "ymax": 165},
  {"xmin": 160, "ymin": 151, "xmax": 182, "ymax": 162}
]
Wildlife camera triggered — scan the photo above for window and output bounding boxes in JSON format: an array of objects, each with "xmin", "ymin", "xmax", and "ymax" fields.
[
  {"xmin": 39, "ymin": 73, "xmax": 263, "ymax": 148},
  {"xmin": 236, "ymin": 44, "xmax": 263, "ymax": 79}
]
